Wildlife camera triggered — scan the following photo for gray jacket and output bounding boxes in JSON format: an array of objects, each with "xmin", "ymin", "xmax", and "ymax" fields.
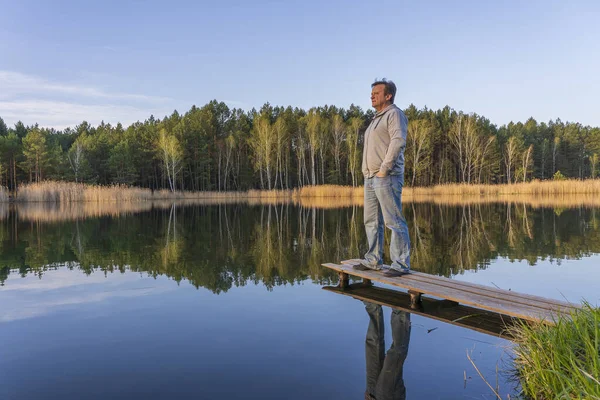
[{"xmin": 361, "ymin": 104, "xmax": 408, "ymax": 182}]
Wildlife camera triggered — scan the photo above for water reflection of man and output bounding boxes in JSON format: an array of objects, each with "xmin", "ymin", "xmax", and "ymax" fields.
[{"xmin": 363, "ymin": 301, "xmax": 411, "ymax": 400}]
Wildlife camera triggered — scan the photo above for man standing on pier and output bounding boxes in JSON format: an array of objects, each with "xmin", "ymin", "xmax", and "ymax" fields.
[{"xmin": 355, "ymin": 79, "xmax": 411, "ymax": 277}]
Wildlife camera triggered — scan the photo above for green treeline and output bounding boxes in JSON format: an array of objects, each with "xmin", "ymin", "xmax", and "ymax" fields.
[
  {"xmin": 2, "ymin": 203, "xmax": 599, "ymax": 291},
  {"xmin": 1, "ymin": 101, "xmax": 600, "ymax": 191}
]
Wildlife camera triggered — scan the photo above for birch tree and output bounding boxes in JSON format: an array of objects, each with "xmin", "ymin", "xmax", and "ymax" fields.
[
  {"xmin": 250, "ymin": 113, "xmax": 275, "ymax": 189},
  {"xmin": 407, "ymin": 119, "xmax": 432, "ymax": 186},
  {"xmin": 295, "ymin": 117, "xmax": 308, "ymax": 187},
  {"xmin": 504, "ymin": 136, "xmax": 520, "ymax": 184},
  {"xmin": 541, "ymin": 138, "xmax": 548, "ymax": 179},
  {"xmin": 450, "ymin": 114, "xmax": 465, "ymax": 182},
  {"xmin": 331, "ymin": 113, "xmax": 345, "ymax": 184},
  {"xmin": 158, "ymin": 128, "xmax": 183, "ymax": 192},
  {"xmin": 463, "ymin": 116, "xmax": 479, "ymax": 183},
  {"xmin": 522, "ymin": 144, "xmax": 533, "ymax": 182},
  {"xmin": 305, "ymin": 109, "xmax": 321, "ymax": 186},
  {"xmin": 475, "ymin": 136, "xmax": 497, "ymax": 183},
  {"xmin": 590, "ymin": 153, "xmax": 598, "ymax": 178},
  {"xmin": 273, "ymin": 115, "xmax": 290, "ymax": 189},
  {"xmin": 552, "ymin": 136, "xmax": 560, "ymax": 175},
  {"xmin": 223, "ymin": 135, "xmax": 235, "ymax": 191},
  {"xmin": 346, "ymin": 117, "xmax": 362, "ymax": 187},
  {"xmin": 450, "ymin": 114, "xmax": 480, "ymax": 183},
  {"xmin": 68, "ymin": 140, "xmax": 85, "ymax": 183}
]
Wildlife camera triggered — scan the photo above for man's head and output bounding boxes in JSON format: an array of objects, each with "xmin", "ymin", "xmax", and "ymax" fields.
[{"xmin": 371, "ymin": 78, "xmax": 396, "ymax": 111}]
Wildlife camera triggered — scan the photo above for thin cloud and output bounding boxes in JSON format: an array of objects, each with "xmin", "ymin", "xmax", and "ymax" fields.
[
  {"xmin": 0, "ymin": 70, "xmax": 172, "ymax": 103},
  {"xmin": 0, "ymin": 99, "xmax": 168, "ymax": 130},
  {"xmin": 0, "ymin": 71, "xmax": 181, "ymax": 128}
]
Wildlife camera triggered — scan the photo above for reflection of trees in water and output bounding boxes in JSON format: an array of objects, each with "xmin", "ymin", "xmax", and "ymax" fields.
[{"xmin": 1, "ymin": 203, "xmax": 600, "ymax": 290}]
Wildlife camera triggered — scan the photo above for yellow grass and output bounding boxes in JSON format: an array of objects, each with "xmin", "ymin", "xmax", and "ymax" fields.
[
  {"xmin": 9, "ymin": 179, "xmax": 600, "ymax": 210},
  {"xmin": 299, "ymin": 179, "xmax": 600, "ymax": 198},
  {"xmin": 410, "ymin": 179, "xmax": 600, "ymax": 196},
  {"xmin": 0, "ymin": 186, "xmax": 8, "ymax": 202},
  {"xmin": 14, "ymin": 182, "xmax": 299, "ymax": 203},
  {"xmin": 297, "ymin": 185, "xmax": 361, "ymax": 198}
]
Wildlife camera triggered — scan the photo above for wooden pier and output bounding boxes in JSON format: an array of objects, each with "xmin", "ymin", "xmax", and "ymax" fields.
[{"xmin": 322, "ymin": 259, "xmax": 581, "ymax": 325}]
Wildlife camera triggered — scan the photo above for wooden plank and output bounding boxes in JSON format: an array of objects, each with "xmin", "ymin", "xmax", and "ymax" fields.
[
  {"xmin": 340, "ymin": 259, "xmax": 580, "ymax": 312},
  {"xmin": 322, "ymin": 263, "xmax": 565, "ymax": 322},
  {"xmin": 323, "ymin": 283, "xmax": 521, "ymax": 338}
]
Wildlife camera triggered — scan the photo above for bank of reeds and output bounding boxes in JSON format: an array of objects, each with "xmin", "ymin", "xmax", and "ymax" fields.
[
  {"xmin": 10, "ymin": 179, "xmax": 600, "ymax": 207},
  {"xmin": 14, "ymin": 182, "xmax": 297, "ymax": 203},
  {"xmin": 509, "ymin": 302, "xmax": 599, "ymax": 399},
  {"xmin": 0, "ymin": 186, "xmax": 8, "ymax": 202},
  {"xmin": 295, "ymin": 179, "xmax": 600, "ymax": 198},
  {"xmin": 296, "ymin": 185, "xmax": 361, "ymax": 198},
  {"xmin": 17, "ymin": 182, "xmax": 150, "ymax": 202},
  {"xmin": 413, "ymin": 179, "xmax": 600, "ymax": 197}
]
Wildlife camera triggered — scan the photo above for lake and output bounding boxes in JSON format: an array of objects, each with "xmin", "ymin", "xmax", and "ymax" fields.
[{"xmin": 1, "ymin": 202, "xmax": 598, "ymax": 399}]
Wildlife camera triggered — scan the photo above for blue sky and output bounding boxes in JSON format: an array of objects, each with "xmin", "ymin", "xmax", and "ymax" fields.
[{"xmin": 1, "ymin": 0, "xmax": 598, "ymax": 129}]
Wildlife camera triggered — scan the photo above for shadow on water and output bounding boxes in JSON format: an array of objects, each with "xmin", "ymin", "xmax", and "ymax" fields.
[{"xmin": 1, "ymin": 201, "xmax": 600, "ymax": 293}]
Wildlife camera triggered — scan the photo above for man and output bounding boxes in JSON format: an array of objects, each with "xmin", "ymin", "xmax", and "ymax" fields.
[{"xmin": 355, "ymin": 79, "xmax": 411, "ymax": 277}]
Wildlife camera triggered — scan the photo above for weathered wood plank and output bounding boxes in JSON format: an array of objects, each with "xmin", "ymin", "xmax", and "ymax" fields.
[
  {"xmin": 339, "ymin": 259, "xmax": 580, "ymax": 312},
  {"xmin": 322, "ymin": 263, "xmax": 567, "ymax": 322},
  {"xmin": 323, "ymin": 283, "xmax": 521, "ymax": 338}
]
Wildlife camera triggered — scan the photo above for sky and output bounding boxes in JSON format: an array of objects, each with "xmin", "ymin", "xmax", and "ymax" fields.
[{"xmin": 0, "ymin": 0, "xmax": 599, "ymax": 129}]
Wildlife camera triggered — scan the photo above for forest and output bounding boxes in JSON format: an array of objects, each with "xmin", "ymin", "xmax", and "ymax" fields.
[{"xmin": 1, "ymin": 101, "xmax": 599, "ymax": 191}]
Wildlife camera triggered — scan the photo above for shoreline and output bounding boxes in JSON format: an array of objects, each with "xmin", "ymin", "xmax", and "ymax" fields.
[{"xmin": 2, "ymin": 180, "xmax": 600, "ymax": 207}]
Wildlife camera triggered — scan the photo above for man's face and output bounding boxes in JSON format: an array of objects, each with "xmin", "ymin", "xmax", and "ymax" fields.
[{"xmin": 371, "ymin": 84, "xmax": 391, "ymax": 110}]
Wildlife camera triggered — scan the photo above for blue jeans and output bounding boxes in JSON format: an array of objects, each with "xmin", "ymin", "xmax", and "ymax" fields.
[
  {"xmin": 363, "ymin": 175, "xmax": 411, "ymax": 271},
  {"xmin": 364, "ymin": 301, "xmax": 411, "ymax": 400}
]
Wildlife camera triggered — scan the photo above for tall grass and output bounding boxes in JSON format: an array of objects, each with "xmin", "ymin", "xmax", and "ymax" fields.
[
  {"xmin": 416, "ymin": 179, "xmax": 600, "ymax": 196},
  {"xmin": 510, "ymin": 302, "xmax": 599, "ymax": 399},
  {"xmin": 17, "ymin": 182, "xmax": 151, "ymax": 202},
  {"xmin": 0, "ymin": 186, "xmax": 8, "ymax": 202},
  {"xmin": 11, "ymin": 179, "xmax": 600, "ymax": 207},
  {"xmin": 296, "ymin": 179, "xmax": 600, "ymax": 198},
  {"xmin": 297, "ymin": 185, "xmax": 361, "ymax": 198},
  {"xmin": 14, "ymin": 182, "xmax": 298, "ymax": 203}
]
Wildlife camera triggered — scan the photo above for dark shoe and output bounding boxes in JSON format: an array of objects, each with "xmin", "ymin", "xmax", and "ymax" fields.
[
  {"xmin": 352, "ymin": 264, "xmax": 370, "ymax": 271},
  {"xmin": 383, "ymin": 268, "xmax": 409, "ymax": 277}
]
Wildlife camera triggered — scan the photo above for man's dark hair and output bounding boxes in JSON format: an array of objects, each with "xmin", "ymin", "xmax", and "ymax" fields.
[{"xmin": 372, "ymin": 78, "xmax": 396, "ymax": 103}]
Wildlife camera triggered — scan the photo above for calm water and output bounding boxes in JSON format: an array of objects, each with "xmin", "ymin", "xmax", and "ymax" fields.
[{"xmin": 1, "ymin": 203, "xmax": 599, "ymax": 399}]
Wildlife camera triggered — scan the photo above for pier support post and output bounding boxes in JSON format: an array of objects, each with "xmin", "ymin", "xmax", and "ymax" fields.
[
  {"xmin": 339, "ymin": 272, "xmax": 349, "ymax": 289},
  {"xmin": 408, "ymin": 290, "xmax": 423, "ymax": 308},
  {"xmin": 363, "ymin": 278, "xmax": 372, "ymax": 286}
]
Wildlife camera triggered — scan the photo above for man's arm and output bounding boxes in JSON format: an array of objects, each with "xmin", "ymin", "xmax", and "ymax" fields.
[{"xmin": 378, "ymin": 109, "xmax": 407, "ymax": 176}]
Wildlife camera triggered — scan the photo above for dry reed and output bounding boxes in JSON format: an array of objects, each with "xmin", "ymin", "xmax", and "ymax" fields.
[
  {"xmin": 0, "ymin": 186, "xmax": 9, "ymax": 203},
  {"xmin": 297, "ymin": 185, "xmax": 361, "ymax": 198},
  {"xmin": 410, "ymin": 179, "xmax": 600, "ymax": 196},
  {"xmin": 10, "ymin": 179, "xmax": 600, "ymax": 210}
]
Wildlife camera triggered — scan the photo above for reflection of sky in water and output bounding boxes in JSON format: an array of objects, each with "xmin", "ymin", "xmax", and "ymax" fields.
[
  {"xmin": 455, "ymin": 255, "xmax": 600, "ymax": 305},
  {"xmin": 0, "ymin": 269, "xmax": 173, "ymax": 323},
  {"xmin": 0, "ymin": 268, "xmax": 515, "ymax": 399}
]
